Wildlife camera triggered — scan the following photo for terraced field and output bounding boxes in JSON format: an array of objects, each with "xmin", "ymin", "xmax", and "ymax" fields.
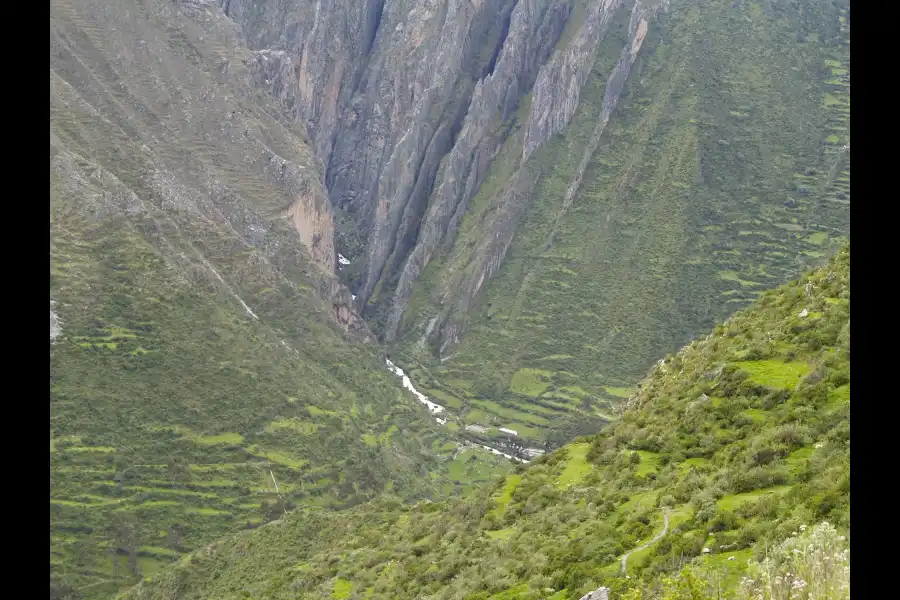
[
  {"xmin": 394, "ymin": 0, "xmax": 850, "ymax": 448},
  {"xmin": 49, "ymin": 1, "xmax": 516, "ymax": 596},
  {"xmin": 50, "ymin": 393, "xmax": 510, "ymax": 597},
  {"xmin": 393, "ymin": 358, "xmax": 584, "ymax": 450},
  {"xmin": 119, "ymin": 246, "xmax": 850, "ymax": 600}
]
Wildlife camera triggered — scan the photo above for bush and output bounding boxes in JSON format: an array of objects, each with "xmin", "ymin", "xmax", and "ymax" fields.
[
  {"xmin": 773, "ymin": 424, "xmax": 810, "ymax": 449},
  {"xmin": 760, "ymin": 389, "xmax": 791, "ymax": 410},
  {"xmin": 659, "ymin": 495, "xmax": 676, "ymax": 508},
  {"xmin": 738, "ymin": 522, "xmax": 849, "ymax": 600},
  {"xmin": 731, "ymin": 466, "xmax": 789, "ymax": 493},
  {"xmin": 660, "ymin": 567, "xmax": 715, "ymax": 600},
  {"xmin": 707, "ymin": 509, "xmax": 736, "ymax": 533},
  {"xmin": 750, "ymin": 447, "xmax": 776, "ymax": 467},
  {"xmin": 694, "ymin": 501, "xmax": 716, "ymax": 524}
]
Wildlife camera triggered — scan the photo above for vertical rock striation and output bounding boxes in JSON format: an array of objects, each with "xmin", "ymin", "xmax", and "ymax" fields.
[
  {"xmin": 524, "ymin": 0, "xmax": 625, "ymax": 161},
  {"xmin": 382, "ymin": 0, "xmax": 572, "ymax": 340},
  {"xmin": 218, "ymin": 0, "xmax": 684, "ymax": 355},
  {"xmin": 412, "ymin": 0, "xmax": 662, "ymax": 353},
  {"xmin": 219, "ymin": 0, "xmax": 650, "ymax": 335}
]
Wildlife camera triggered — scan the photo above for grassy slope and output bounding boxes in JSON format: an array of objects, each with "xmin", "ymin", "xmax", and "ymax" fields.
[
  {"xmin": 49, "ymin": 0, "xmax": 510, "ymax": 596},
  {"xmin": 393, "ymin": 0, "xmax": 850, "ymax": 447},
  {"xmin": 121, "ymin": 246, "xmax": 849, "ymax": 600}
]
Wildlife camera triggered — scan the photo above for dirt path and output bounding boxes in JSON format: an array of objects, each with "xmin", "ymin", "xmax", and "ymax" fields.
[{"xmin": 620, "ymin": 508, "xmax": 669, "ymax": 575}]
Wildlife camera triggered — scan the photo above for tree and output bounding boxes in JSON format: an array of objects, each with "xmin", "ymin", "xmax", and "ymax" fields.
[
  {"xmin": 661, "ymin": 568, "xmax": 714, "ymax": 600},
  {"xmin": 168, "ymin": 523, "xmax": 186, "ymax": 552},
  {"xmin": 109, "ymin": 513, "xmax": 141, "ymax": 577}
]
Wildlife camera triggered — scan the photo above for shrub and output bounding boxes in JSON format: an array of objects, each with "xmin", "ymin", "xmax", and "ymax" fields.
[
  {"xmin": 659, "ymin": 495, "xmax": 676, "ymax": 508},
  {"xmin": 731, "ymin": 466, "xmax": 789, "ymax": 493},
  {"xmin": 694, "ymin": 501, "xmax": 716, "ymax": 524},
  {"xmin": 738, "ymin": 522, "xmax": 849, "ymax": 600},
  {"xmin": 708, "ymin": 509, "xmax": 736, "ymax": 533},
  {"xmin": 660, "ymin": 567, "xmax": 715, "ymax": 600},
  {"xmin": 760, "ymin": 389, "xmax": 791, "ymax": 410},
  {"xmin": 773, "ymin": 424, "xmax": 810, "ymax": 449},
  {"xmin": 751, "ymin": 447, "xmax": 777, "ymax": 467}
]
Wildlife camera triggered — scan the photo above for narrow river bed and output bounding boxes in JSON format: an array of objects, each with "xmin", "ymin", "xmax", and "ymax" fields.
[{"xmin": 385, "ymin": 358, "xmax": 541, "ymax": 463}]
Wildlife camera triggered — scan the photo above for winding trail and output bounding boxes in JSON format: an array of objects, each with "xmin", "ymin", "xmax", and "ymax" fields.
[{"xmin": 620, "ymin": 508, "xmax": 669, "ymax": 575}]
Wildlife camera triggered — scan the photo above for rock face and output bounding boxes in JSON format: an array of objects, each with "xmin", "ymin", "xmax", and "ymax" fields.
[
  {"xmin": 51, "ymin": 0, "xmax": 367, "ymax": 337},
  {"xmin": 217, "ymin": 0, "xmax": 850, "ymax": 426},
  {"xmin": 524, "ymin": 0, "xmax": 625, "ymax": 161},
  {"xmin": 219, "ymin": 0, "xmax": 656, "ymax": 336},
  {"xmin": 382, "ymin": 0, "xmax": 575, "ymax": 340},
  {"xmin": 579, "ymin": 587, "xmax": 610, "ymax": 600},
  {"xmin": 223, "ymin": 0, "xmax": 525, "ymax": 306},
  {"xmin": 420, "ymin": 0, "xmax": 660, "ymax": 352}
]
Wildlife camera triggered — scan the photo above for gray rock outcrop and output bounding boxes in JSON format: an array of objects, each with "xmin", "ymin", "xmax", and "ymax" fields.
[
  {"xmin": 52, "ymin": 0, "xmax": 368, "ymax": 338},
  {"xmin": 50, "ymin": 301, "xmax": 62, "ymax": 342},
  {"xmin": 579, "ymin": 586, "xmax": 610, "ymax": 600},
  {"xmin": 218, "ymin": 0, "xmax": 658, "ymax": 346},
  {"xmin": 402, "ymin": 0, "xmax": 665, "ymax": 353}
]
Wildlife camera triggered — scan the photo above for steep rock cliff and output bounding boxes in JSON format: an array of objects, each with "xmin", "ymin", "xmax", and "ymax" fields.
[
  {"xmin": 219, "ymin": 0, "xmax": 851, "ymax": 444},
  {"xmin": 221, "ymin": 0, "xmax": 578, "ymax": 316},
  {"xmin": 215, "ymin": 0, "xmax": 676, "ymax": 344},
  {"xmin": 382, "ymin": 0, "xmax": 576, "ymax": 340},
  {"xmin": 410, "ymin": 0, "xmax": 660, "ymax": 353},
  {"xmin": 51, "ymin": 0, "xmax": 464, "ymax": 593},
  {"xmin": 388, "ymin": 0, "xmax": 850, "ymax": 444}
]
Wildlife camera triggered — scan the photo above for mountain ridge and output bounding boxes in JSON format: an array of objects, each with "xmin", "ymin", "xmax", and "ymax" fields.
[
  {"xmin": 118, "ymin": 244, "xmax": 850, "ymax": 600},
  {"xmin": 216, "ymin": 0, "xmax": 849, "ymax": 445},
  {"xmin": 49, "ymin": 0, "xmax": 850, "ymax": 597},
  {"xmin": 50, "ymin": 1, "xmax": 515, "ymax": 596}
]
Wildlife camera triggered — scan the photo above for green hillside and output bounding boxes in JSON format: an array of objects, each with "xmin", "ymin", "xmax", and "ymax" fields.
[
  {"xmin": 121, "ymin": 246, "xmax": 849, "ymax": 600},
  {"xmin": 49, "ymin": 0, "xmax": 511, "ymax": 596},
  {"xmin": 393, "ymin": 0, "xmax": 850, "ymax": 446},
  {"xmin": 49, "ymin": 216, "xmax": 507, "ymax": 595}
]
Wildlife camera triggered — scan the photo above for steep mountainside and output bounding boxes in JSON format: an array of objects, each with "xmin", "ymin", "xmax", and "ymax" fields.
[
  {"xmin": 120, "ymin": 246, "xmax": 849, "ymax": 600},
  {"xmin": 50, "ymin": 0, "xmax": 511, "ymax": 596},
  {"xmin": 219, "ymin": 0, "xmax": 850, "ymax": 445}
]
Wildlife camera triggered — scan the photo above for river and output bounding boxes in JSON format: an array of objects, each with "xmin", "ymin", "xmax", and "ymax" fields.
[{"xmin": 385, "ymin": 358, "xmax": 542, "ymax": 464}]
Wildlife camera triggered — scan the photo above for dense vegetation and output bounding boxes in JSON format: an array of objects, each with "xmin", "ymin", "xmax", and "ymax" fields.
[
  {"xmin": 49, "ymin": 215, "xmax": 509, "ymax": 597},
  {"xmin": 121, "ymin": 246, "xmax": 849, "ymax": 600},
  {"xmin": 50, "ymin": 1, "xmax": 511, "ymax": 596},
  {"xmin": 49, "ymin": 2, "xmax": 850, "ymax": 598},
  {"xmin": 392, "ymin": 0, "xmax": 850, "ymax": 447}
]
